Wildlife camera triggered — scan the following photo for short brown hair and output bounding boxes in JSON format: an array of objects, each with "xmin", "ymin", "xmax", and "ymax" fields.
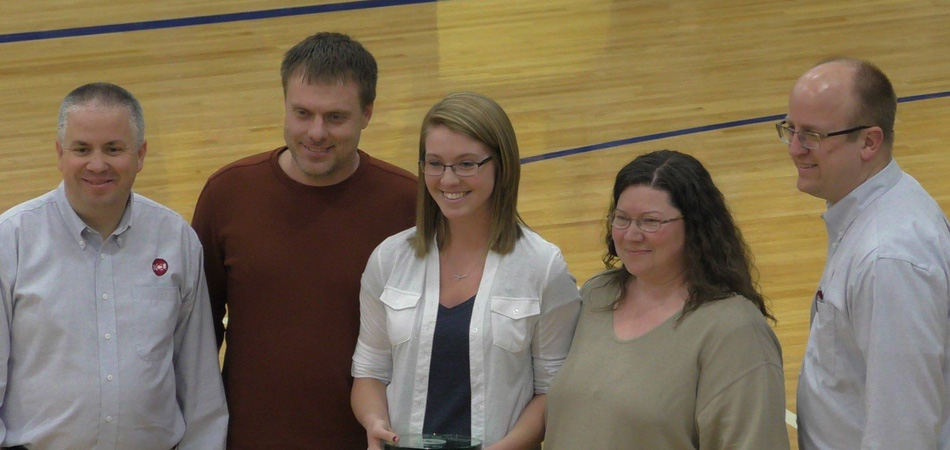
[
  {"xmin": 280, "ymin": 32, "xmax": 377, "ymax": 109},
  {"xmin": 411, "ymin": 92, "xmax": 525, "ymax": 256},
  {"xmin": 820, "ymin": 58, "xmax": 897, "ymax": 148}
]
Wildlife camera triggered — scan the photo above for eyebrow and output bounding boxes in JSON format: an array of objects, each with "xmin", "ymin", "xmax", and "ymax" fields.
[
  {"xmin": 425, "ymin": 153, "xmax": 487, "ymax": 159},
  {"xmin": 289, "ymin": 103, "xmax": 352, "ymax": 114},
  {"xmin": 69, "ymin": 140, "xmax": 127, "ymax": 147},
  {"xmin": 783, "ymin": 119, "xmax": 822, "ymax": 132},
  {"xmin": 614, "ymin": 209, "xmax": 665, "ymax": 216}
]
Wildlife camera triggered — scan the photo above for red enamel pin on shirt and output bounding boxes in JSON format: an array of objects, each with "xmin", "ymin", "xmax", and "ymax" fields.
[{"xmin": 152, "ymin": 258, "xmax": 168, "ymax": 276}]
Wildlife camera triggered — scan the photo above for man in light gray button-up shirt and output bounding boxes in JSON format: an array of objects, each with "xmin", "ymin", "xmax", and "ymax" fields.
[
  {"xmin": 780, "ymin": 58, "xmax": 950, "ymax": 449},
  {"xmin": 0, "ymin": 83, "xmax": 227, "ymax": 449}
]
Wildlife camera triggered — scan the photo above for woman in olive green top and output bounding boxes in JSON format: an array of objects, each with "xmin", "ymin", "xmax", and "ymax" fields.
[{"xmin": 545, "ymin": 150, "xmax": 789, "ymax": 449}]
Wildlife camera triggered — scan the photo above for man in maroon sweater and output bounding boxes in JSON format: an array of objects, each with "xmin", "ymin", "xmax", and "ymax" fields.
[{"xmin": 192, "ymin": 32, "xmax": 416, "ymax": 449}]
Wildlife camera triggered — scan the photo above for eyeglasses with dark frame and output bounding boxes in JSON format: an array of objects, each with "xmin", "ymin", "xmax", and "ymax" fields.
[
  {"xmin": 609, "ymin": 213, "xmax": 683, "ymax": 233},
  {"xmin": 419, "ymin": 156, "xmax": 493, "ymax": 177},
  {"xmin": 775, "ymin": 120, "xmax": 871, "ymax": 151}
]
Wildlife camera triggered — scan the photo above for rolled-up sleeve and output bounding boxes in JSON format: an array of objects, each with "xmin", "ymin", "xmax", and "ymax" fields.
[
  {"xmin": 531, "ymin": 249, "xmax": 581, "ymax": 393},
  {"xmin": 352, "ymin": 244, "xmax": 394, "ymax": 383}
]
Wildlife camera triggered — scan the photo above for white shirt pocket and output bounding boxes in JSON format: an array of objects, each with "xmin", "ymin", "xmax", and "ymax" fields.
[
  {"xmin": 490, "ymin": 296, "xmax": 541, "ymax": 353},
  {"xmin": 379, "ymin": 288, "xmax": 421, "ymax": 347},
  {"xmin": 131, "ymin": 286, "xmax": 180, "ymax": 362},
  {"xmin": 813, "ymin": 299, "xmax": 838, "ymax": 375}
]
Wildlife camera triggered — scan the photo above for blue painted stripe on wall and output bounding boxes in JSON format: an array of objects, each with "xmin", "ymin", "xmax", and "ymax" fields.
[
  {"xmin": 521, "ymin": 91, "xmax": 950, "ymax": 164},
  {"xmin": 898, "ymin": 91, "xmax": 950, "ymax": 103},
  {"xmin": 0, "ymin": 0, "xmax": 436, "ymax": 44},
  {"xmin": 521, "ymin": 114, "xmax": 787, "ymax": 164}
]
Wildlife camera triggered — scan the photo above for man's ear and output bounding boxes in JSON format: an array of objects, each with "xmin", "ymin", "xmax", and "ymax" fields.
[
  {"xmin": 136, "ymin": 140, "xmax": 148, "ymax": 173},
  {"xmin": 361, "ymin": 103, "xmax": 374, "ymax": 129},
  {"xmin": 56, "ymin": 140, "xmax": 65, "ymax": 172},
  {"xmin": 860, "ymin": 126, "xmax": 885, "ymax": 161}
]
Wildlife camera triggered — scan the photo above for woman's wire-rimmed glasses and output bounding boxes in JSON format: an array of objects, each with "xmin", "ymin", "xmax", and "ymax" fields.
[{"xmin": 609, "ymin": 213, "xmax": 683, "ymax": 233}]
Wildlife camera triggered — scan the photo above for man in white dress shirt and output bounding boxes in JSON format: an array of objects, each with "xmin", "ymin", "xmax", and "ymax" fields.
[
  {"xmin": 0, "ymin": 82, "xmax": 227, "ymax": 449},
  {"xmin": 782, "ymin": 58, "xmax": 950, "ymax": 449}
]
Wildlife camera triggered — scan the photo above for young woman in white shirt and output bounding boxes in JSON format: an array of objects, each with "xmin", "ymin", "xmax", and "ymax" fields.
[{"xmin": 351, "ymin": 92, "xmax": 581, "ymax": 450}]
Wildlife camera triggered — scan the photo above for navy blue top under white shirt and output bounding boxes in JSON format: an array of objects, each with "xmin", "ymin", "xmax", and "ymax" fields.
[{"xmin": 423, "ymin": 295, "xmax": 476, "ymax": 436}]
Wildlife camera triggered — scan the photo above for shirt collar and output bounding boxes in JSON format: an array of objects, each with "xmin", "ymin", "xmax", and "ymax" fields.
[
  {"xmin": 113, "ymin": 196, "xmax": 134, "ymax": 242},
  {"xmin": 54, "ymin": 182, "xmax": 135, "ymax": 248},
  {"xmin": 822, "ymin": 158, "xmax": 901, "ymax": 243}
]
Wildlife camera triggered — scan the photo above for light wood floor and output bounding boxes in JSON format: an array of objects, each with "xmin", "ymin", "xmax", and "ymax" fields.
[{"xmin": 3, "ymin": 1, "xmax": 950, "ymax": 447}]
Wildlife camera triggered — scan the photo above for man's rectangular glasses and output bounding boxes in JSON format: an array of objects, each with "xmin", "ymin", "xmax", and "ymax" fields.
[{"xmin": 776, "ymin": 120, "xmax": 871, "ymax": 151}]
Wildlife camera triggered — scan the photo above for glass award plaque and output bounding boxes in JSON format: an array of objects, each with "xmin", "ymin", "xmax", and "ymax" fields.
[{"xmin": 382, "ymin": 433, "xmax": 482, "ymax": 450}]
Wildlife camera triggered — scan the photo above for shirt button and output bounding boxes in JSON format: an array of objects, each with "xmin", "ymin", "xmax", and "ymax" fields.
[
  {"xmin": 471, "ymin": 328, "xmax": 478, "ymax": 334},
  {"xmin": 514, "ymin": 308, "xmax": 520, "ymax": 314},
  {"xmin": 117, "ymin": 237, "xmax": 122, "ymax": 245},
  {"xmin": 105, "ymin": 416, "xmax": 113, "ymax": 423},
  {"xmin": 102, "ymin": 293, "xmax": 109, "ymax": 300},
  {"xmin": 104, "ymin": 333, "xmax": 111, "ymax": 340},
  {"xmin": 106, "ymin": 374, "xmax": 114, "ymax": 381}
]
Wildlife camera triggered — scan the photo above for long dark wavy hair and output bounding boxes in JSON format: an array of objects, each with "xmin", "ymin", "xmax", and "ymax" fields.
[{"xmin": 602, "ymin": 150, "xmax": 774, "ymax": 322}]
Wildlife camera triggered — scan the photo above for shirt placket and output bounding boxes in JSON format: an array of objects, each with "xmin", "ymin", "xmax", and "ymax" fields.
[{"xmin": 93, "ymin": 234, "xmax": 120, "ymax": 448}]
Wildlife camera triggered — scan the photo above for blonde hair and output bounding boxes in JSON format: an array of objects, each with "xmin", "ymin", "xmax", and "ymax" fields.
[{"xmin": 410, "ymin": 92, "xmax": 525, "ymax": 256}]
